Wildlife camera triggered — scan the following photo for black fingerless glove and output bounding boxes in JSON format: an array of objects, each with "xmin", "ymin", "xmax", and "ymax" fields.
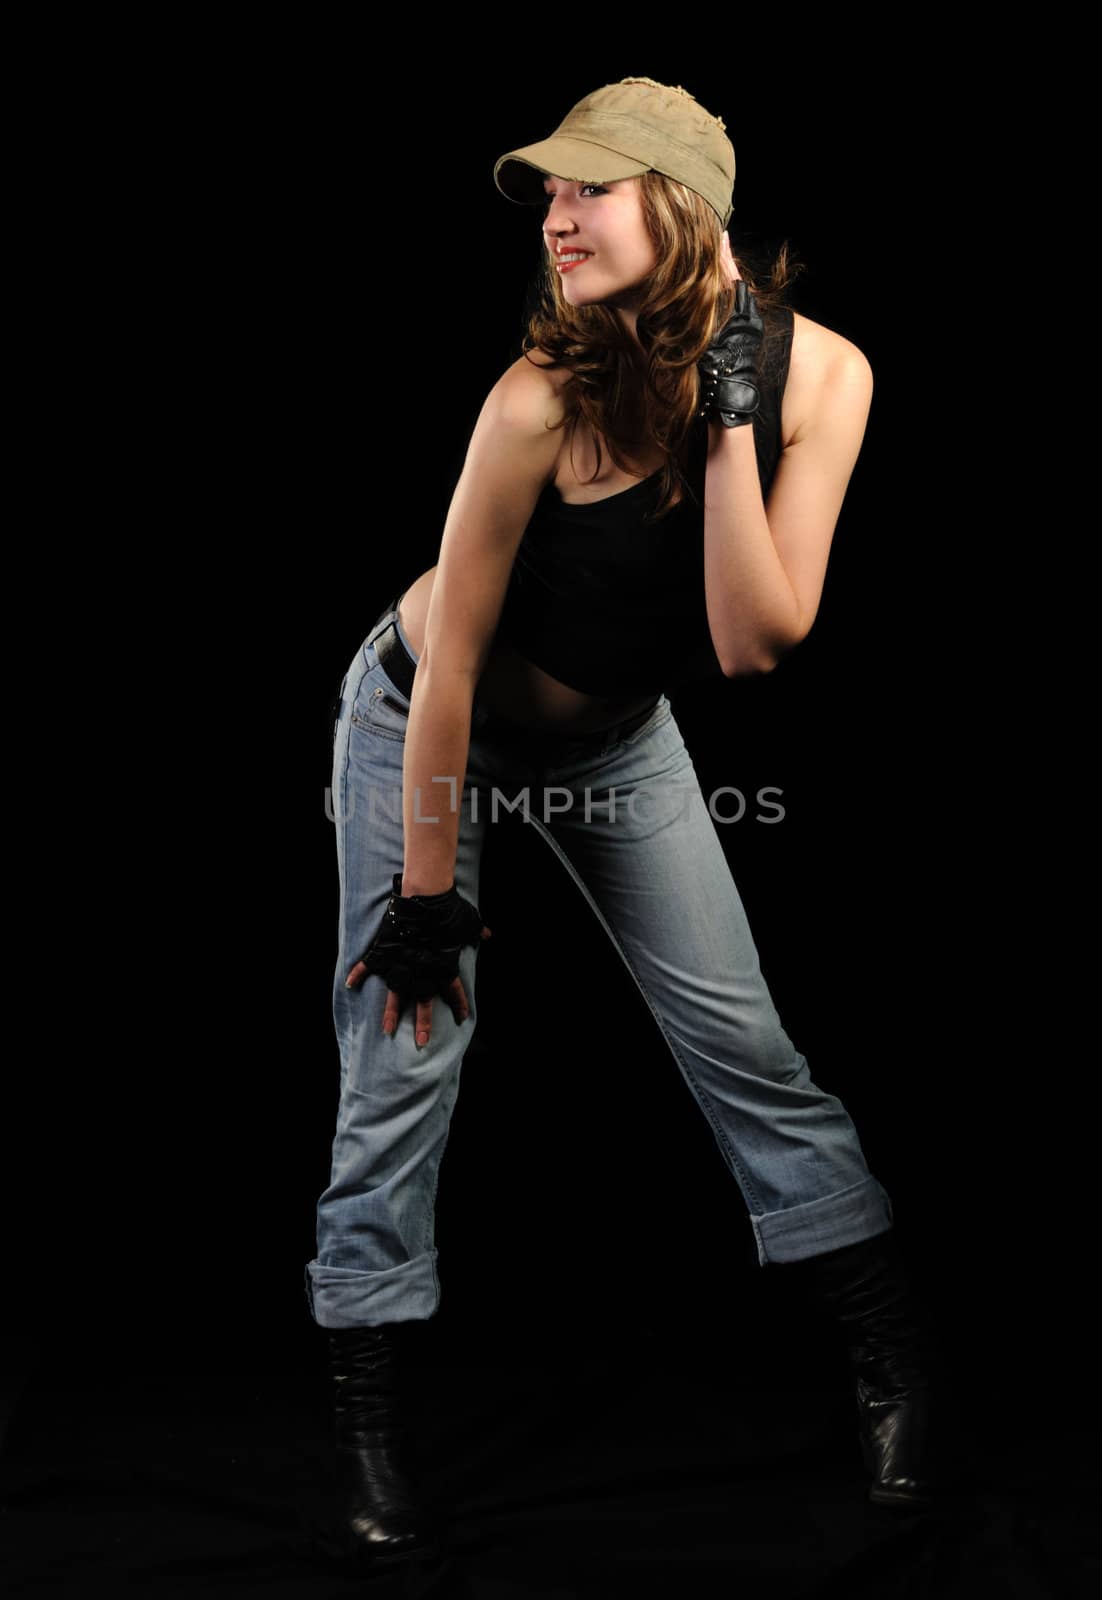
[
  {"xmin": 696, "ymin": 280, "xmax": 766, "ymax": 429},
  {"xmin": 357, "ymin": 872, "xmax": 486, "ymax": 1002}
]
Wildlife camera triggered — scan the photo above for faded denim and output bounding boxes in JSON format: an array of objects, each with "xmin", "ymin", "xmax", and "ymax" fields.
[{"xmin": 304, "ymin": 600, "xmax": 893, "ymax": 1329}]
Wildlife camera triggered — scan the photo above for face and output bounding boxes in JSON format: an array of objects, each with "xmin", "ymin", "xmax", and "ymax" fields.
[{"xmin": 540, "ymin": 174, "xmax": 658, "ymax": 313}]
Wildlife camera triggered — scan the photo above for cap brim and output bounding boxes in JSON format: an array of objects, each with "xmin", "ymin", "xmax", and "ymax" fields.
[{"xmin": 494, "ymin": 138, "xmax": 651, "ymax": 206}]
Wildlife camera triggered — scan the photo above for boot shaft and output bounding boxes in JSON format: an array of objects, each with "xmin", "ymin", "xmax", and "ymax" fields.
[
  {"xmin": 787, "ymin": 1227, "xmax": 938, "ymax": 1380},
  {"xmin": 322, "ymin": 1321, "xmax": 440, "ymax": 1561},
  {"xmin": 328, "ymin": 1324, "xmax": 407, "ymax": 1437}
]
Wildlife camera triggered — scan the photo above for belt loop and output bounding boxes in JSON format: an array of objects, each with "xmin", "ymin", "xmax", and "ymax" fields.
[
  {"xmin": 598, "ymin": 722, "xmax": 620, "ymax": 757},
  {"xmin": 367, "ymin": 600, "xmax": 398, "ymax": 648}
]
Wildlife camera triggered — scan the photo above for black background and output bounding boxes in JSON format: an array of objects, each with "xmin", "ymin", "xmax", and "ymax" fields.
[
  {"xmin": 32, "ymin": 42, "xmax": 1078, "ymax": 1377},
  {"xmin": 7, "ymin": 32, "xmax": 1092, "ymax": 1594},
  {"xmin": 103, "ymin": 49, "xmax": 1069, "ymax": 1374}
]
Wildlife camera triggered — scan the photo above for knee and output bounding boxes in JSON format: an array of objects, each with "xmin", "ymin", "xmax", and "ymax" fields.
[{"xmin": 739, "ymin": 1016, "xmax": 809, "ymax": 1085}]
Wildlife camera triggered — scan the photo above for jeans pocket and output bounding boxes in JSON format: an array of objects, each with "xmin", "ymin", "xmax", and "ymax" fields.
[{"xmin": 351, "ymin": 671, "xmax": 411, "ymax": 742}]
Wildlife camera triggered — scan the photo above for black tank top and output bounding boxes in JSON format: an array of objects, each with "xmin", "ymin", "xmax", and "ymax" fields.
[{"xmin": 493, "ymin": 304, "xmax": 795, "ymax": 696}]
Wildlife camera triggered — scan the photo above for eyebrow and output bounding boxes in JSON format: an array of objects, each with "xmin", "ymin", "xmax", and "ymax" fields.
[{"xmin": 541, "ymin": 176, "xmax": 614, "ymax": 190}]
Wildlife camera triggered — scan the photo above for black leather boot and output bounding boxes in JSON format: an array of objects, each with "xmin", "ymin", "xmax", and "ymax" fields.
[
  {"xmin": 324, "ymin": 1322, "xmax": 441, "ymax": 1566},
  {"xmin": 783, "ymin": 1227, "xmax": 941, "ymax": 1509}
]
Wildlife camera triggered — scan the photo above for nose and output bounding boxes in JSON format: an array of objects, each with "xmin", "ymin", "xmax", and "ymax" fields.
[{"xmin": 542, "ymin": 191, "xmax": 578, "ymax": 242}]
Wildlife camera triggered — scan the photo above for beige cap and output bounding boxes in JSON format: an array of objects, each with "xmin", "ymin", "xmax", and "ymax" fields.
[{"xmin": 494, "ymin": 76, "xmax": 735, "ymax": 230}]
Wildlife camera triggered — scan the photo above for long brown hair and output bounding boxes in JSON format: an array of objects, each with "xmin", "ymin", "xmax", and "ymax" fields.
[{"xmin": 521, "ymin": 169, "xmax": 803, "ymax": 520}]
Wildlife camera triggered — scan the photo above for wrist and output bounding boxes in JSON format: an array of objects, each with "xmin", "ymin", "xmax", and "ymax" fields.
[
  {"xmin": 396, "ymin": 871, "xmax": 455, "ymax": 899},
  {"xmin": 706, "ymin": 415, "xmax": 758, "ymax": 456}
]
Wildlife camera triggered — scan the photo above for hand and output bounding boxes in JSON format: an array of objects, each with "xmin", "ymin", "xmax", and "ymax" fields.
[
  {"xmin": 719, "ymin": 231, "xmax": 742, "ymax": 286},
  {"xmin": 697, "ymin": 278, "xmax": 764, "ymax": 429},
  {"xmin": 345, "ymin": 873, "xmax": 493, "ymax": 1048}
]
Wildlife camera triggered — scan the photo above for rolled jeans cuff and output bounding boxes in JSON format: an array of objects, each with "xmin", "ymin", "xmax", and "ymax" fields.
[
  {"xmin": 750, "ymin": 1176, "xmax": 894, "ymax": 1266},
  {"xmin": 303, "ymin": 1252, "xmax": 440, "ymax": 1328}
]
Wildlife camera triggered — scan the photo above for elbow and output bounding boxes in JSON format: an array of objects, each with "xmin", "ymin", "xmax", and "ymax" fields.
[
  {"xmin": 722, "ymin": 639, "xmax": 788, "ymax": 677},
  {"xmin": 723, "ymin": 651, "xmax": 777, "ymax": 678},
  {"xmin": 723, "ymin": 632, "xmax": 803, "ymax": 678},
  {"xmin": 757, "ymin": 638, "xmax": 793, "ymax": 673},
  {"xmin": 761, "ymin": 612, "xmax": 813, "ymax": 672}
]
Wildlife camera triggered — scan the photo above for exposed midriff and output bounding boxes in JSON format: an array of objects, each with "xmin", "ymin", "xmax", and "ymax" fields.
[{"xmin": 398, "ymin": 436, "xmax": 677, "ymax": 735}]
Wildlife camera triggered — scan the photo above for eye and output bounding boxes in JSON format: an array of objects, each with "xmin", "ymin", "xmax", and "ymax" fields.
[{"xmin": 541, "ymin": 183, "xmax": 606, "ymax": 209}]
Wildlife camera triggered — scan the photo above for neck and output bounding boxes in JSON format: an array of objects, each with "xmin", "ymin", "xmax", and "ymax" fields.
[{"xmin": 615, "ymin": 305, "xmax": 644, "ymax": 352}]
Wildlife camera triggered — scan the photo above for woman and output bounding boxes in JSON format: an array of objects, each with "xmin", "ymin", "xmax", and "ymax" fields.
[{"xmin": 305, "ymin": 78, "xmax": 940, "ymax": 1568}]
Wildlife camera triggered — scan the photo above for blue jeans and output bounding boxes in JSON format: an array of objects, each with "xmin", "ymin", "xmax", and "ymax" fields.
[{"xmin": 304, "ymin": 600, "xmax": 893, "ymax": 1329}]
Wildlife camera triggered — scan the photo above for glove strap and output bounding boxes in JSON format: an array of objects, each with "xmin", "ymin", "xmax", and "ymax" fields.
[
  {"xmin": 391, "ymin": 870, "xmax": 455, "ymax": 908},
  {"xmin": 698, "ymin": 374, "xmax": 760, "ymax": 428}
]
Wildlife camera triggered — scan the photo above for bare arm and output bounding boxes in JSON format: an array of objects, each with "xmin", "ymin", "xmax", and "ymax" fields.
[
  {"xmin": 400, "ymin": 358, "xmax": 564, "ymax": 893},
  {"xmin": 703, "ymin": 340, "xmax": 874, "ymax": 675}
]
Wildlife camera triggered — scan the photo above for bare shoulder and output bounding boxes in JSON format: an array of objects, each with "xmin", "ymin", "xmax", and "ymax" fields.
[
  {"xmin": 784, "ymin": 311, "xmax": 873, "ymax": 448},
  {"xmin": 789, "ymin": 309, "xmax": 872, "ymax": 379},
  {"xmin": 456, "ymin": 351, "xmax": 567, "ymax": 499},
  {"xmin": 496, "ymin": 348, "xmax": 571, "ymax": 422}
]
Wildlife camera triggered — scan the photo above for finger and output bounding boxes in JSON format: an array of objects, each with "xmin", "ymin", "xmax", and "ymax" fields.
[
  {"xmin": 345, "ymin": 960, "xmax": 367, "ymax": 989},
  {"xmin": 481, "ymin": 925, "xmax": 493, "ymax": 940},
  {"xmin": 381, "ymin": 988, "xmax": 402, "ymax": 1036},
  {"xmin": 446, "ymin": 976, "xmax": 470, "ymax": 1024},
  {"xmin": 415, "ymin": 998, "xmax": 433, "ymax": 1047}
]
